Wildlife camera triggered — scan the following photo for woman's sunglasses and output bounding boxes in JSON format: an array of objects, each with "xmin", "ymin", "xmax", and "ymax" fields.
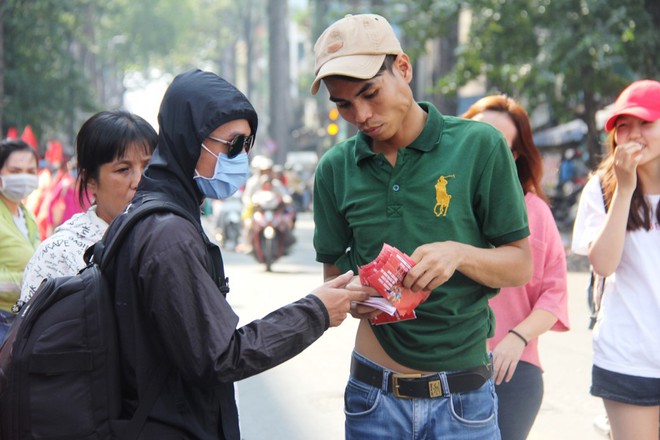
[{"xmin": 207, "ymin": 134, "xmax": 254, "ymax": 159}]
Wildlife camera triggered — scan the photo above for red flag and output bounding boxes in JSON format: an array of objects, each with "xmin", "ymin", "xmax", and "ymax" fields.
[
  {"xmin": 45, "ymin": 141, "xmax": 63, "ymax": 165},
  {"xmin": 21, "ymin": 125, "xmax": 38, "ymax": 148}
]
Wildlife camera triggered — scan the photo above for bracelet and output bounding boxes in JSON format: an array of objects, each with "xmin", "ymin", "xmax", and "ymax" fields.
[{"xmin": 508, "ymin": 329, "xmax": 528, "ymax": 346}]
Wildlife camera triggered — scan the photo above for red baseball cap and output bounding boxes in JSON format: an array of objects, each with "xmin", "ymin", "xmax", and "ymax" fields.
[{"xmin": 604, "ymin": 80, "xmax": 660, "ymax": 132}]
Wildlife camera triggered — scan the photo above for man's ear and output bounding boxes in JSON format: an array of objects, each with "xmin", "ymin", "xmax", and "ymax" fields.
[{"xmin": 394, "ymin": 53, "xmax": 413, "ymax": 83}]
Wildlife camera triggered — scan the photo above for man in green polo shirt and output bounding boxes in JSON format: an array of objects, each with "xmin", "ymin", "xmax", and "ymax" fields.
[{"xmin": 311, "ymin": 13, "xmax": 533, "ymax": 439}]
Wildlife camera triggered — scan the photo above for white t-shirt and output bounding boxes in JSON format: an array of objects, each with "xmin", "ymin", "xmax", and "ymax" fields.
[
  {"xmin": 572, "ymin": 175, "xmax": 660, "ymax": 378},
  {"xmin": 12, "ymin": 206, "xmax": 29, "ymax": 240},
  {"xmin": 20, "ymin": 206, "xmax": 108, "ymax": 302}
]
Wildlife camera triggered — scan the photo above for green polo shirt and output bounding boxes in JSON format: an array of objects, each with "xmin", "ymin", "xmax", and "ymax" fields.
[{"xmin": 313, "ymin": 102, "xmax": 529, "ymax": 372}]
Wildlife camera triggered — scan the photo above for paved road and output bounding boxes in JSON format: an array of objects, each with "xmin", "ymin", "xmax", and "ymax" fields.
[{"xmin": 208, "ymin": 213, "xmax": 607, "ymax": 439}]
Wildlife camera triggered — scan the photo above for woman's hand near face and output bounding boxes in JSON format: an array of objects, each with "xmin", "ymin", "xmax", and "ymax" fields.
[{"xmin": 613, "ymin": 141, "xmax": 643, "ymax": 193}]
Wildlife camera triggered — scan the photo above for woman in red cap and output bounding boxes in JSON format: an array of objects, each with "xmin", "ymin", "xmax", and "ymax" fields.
[{"xmin": 572, "ymin": 79, "xmax": 660, "ymax": 440}]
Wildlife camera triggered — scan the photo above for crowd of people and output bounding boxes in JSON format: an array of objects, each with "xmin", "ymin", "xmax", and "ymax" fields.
[{"xmin": 0, "ymin": 10, "xmax": 657, "ymax": 440}]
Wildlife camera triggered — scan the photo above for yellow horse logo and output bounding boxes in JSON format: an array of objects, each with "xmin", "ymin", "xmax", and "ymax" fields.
[{"xmin": 434, "ymin": 174, "xmax": 455, "ymax": 217}]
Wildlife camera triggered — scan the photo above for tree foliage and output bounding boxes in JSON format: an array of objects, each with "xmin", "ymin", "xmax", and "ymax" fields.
[
  {"xmin": 98, "ymin": 0, "xmax": 198, "ymax": 72},
  {"xmin": 2, "ymin": 0, "xmax": 96, "ymax": 142},
  {"xmin": 4, "ymin": 0, "xmax": 657, "ymax": 163},
  {"xmin": 394, "ymin": 0, "xmax": 660, "ymax": 166},
  {"xmin": 0, "ymin": 0, "xmax": 218, "ymax": 145}
]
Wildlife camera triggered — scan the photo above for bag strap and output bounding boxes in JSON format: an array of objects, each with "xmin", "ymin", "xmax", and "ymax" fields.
[
  {"xmin": 96, "ymin": 199, "xmax": 195, "ymax": 268},
  {"xmin": 588, "ymin": 180, "xmax": 609, "ymax": 329},
  {"xmin": 87, "ymin": 195, "xmax": 229, "ymax": 293},
  {"xmin": 120, "ymin": 363, "xmax": 170, "ymax": 440}
]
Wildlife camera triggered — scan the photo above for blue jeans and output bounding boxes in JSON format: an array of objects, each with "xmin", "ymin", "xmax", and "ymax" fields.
[
  {"xmin": 0, "ymin": 309, "xmax": 15, "ymax": 346},
  {"xmin": 495, "ymin": 361, "xmax": 544, "ymax": 440},
  {"xmin": 344, "ymin": 352, "xmax": 500, "ymax": 440}
]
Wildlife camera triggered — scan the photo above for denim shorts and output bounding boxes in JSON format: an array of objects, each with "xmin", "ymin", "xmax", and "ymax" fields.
[
  {"xmin": 591, "ymin": 365, "xmax": 660, "ymax": 406},
  {"xmin": 344, "ymin": 352, "xmax": 500, "ymax": 440}
]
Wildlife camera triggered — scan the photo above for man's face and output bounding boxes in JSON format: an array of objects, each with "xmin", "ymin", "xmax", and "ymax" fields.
[
  {"xmin": 196, "ymin": 118, "xmax": 251, "ymax": 178},
  {"xmin": 324, "ymin": 54, "xmax": 414, "ymax": 144}
]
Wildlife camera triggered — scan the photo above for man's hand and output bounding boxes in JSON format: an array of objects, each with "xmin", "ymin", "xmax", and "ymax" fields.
[
  {"xmin": 311, "ymin": 271, "xmax": 372, "ymax": 327},
  {"xmin": 402, "ymin": 242, "xmax": 461, "ymax": 292},
  {"xmin": 404, "ymin": 238, "xmax": 531, "ymax": 290},
  {"xmin": 345, "ymin": 276, "xmax": 382, "ymax": 319}
]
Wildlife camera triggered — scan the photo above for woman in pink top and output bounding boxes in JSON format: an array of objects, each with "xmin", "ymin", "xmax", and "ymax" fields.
[{"xmin": 463, "ymin": 95, "xmax": 570, "ymax": 440}]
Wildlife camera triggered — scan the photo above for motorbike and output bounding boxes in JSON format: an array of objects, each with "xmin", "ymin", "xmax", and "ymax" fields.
[
  {"xmin": 212, "ymin": 192, "xmax": 243, "ymax": 251},
  {"xmin": 550, "ymin": 178, "xmax": 585, "ymax": 231},
  {"xmin": 247, "ymin": 188, "xmax": 295, "ymax": 271}
]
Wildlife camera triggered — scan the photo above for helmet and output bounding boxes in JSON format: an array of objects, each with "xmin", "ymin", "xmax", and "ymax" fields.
[{"xmin": 250, "ymin": 155, "xmax": 273, "ymax": 171}]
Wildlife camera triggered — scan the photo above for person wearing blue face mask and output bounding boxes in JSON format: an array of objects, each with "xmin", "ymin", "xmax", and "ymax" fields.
[
  {"xmin": 101, "ymin": 69, "xmax": 371, "ymax": 439},
  {"xmin": 194, "ymin": 133, "xmax": 253, "ymax": 199}
]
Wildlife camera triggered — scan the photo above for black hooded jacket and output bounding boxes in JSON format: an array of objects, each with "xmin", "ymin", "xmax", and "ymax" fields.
[{"xmin": 104, "ymin": 69, "xmax": 329, "ymax": 439}]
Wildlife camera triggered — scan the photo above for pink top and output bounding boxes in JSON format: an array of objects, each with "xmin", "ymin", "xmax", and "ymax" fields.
[{"xmin": 488, "ymin": 192, "xmax": 570, "ymax": 370}]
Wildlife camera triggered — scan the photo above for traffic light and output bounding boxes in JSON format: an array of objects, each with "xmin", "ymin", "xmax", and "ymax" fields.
[{"xmin": 327, "ymin": 108, "xmax": 339, "ymax": 136}]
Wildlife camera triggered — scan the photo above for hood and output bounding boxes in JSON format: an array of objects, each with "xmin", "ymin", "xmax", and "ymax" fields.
[{"xmin": 137, "ymin": 68, "xmax": 258, "ymax": 216}]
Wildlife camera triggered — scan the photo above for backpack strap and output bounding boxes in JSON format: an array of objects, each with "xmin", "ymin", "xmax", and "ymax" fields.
[
  {"xmin": 89, "ymin": 196, "xmax": 230, "ymax": 293},
  {"xmin": 120, "ymin": 363, "xmax": 170, "ymax": 440},
  {"xmin": 588, "ymin": 179, "xmax": 609, "ymax": 330}
]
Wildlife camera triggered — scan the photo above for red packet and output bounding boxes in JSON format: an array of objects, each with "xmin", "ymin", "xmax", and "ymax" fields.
[
  {"xmin": 358, "ymin": 244, "xmax": 431, "ymax": 325},
  {"xmin": 369, "ymin": 309, "xmax": 417, "ymax": 326}
]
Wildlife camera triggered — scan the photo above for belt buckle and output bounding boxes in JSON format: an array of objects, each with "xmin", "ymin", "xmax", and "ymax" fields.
[
  {"xmin": 428, "ymin": 378, "xmax": 443, "ymax": 398},
  {"xmin": 391, "ymin": 373, "xmax": 421, "ymax": 399}
]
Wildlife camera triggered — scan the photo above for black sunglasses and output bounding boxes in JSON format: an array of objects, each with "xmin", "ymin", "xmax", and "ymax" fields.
[{"xmin": 207, "ymin": 134, "xmax": 254, "ymax": 159}]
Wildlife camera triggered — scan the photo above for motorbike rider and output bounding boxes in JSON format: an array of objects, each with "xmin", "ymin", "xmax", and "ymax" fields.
[
  {"xmin": 212, "ymin": 190, "xmax": 243, "ymax": 250},
  {"xmin": 237, "ymin": 155, "xmax": 295, "ymax": 253}
]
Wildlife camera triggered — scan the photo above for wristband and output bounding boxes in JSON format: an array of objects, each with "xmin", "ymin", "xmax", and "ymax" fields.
[{"xmin": 508, "ymin": 329, "xmax": 528, "ymax": 346}]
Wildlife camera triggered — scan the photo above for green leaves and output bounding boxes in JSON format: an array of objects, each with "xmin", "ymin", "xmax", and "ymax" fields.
[
  {"xmin": 1, "ymin": 0, "xmax": 235, "ymax": 143},
  {"xmin": 390, "ymin": 0, "xmax": 659, "ymax": 165},
  {"xmin": 2, "ymin": 0, "xmax": 95, "ymax": 139}
]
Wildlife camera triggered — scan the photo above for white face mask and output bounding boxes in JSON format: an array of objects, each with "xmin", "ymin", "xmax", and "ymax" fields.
[{"xmin": 0, "ymin": 173, "xmax": 39, "ymax": 202}]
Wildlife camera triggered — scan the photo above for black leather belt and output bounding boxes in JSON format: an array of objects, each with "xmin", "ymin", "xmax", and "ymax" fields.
[{"xmin": 350, "ymin": 356, "xmax": 492, "ymax": 399}]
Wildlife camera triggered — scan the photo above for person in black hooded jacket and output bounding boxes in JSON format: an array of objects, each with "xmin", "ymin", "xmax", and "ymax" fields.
[{"xmin": 103, "ymin": 69, "xmax": 369, "ymax": 439}]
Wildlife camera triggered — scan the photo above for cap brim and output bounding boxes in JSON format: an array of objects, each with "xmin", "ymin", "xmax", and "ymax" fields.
[
  {"xmin": 311, "ymin": 54, "xmax": 386, "ymax": 95},
  {"xmin": 605, "ymin": 107, "xmax": 660, "ymax": 131}
]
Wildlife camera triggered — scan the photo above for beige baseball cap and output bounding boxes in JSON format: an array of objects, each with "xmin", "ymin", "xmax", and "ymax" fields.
[{"xmin": 311, "ymin": 14, "xmax": 403, "ymax": 95}]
